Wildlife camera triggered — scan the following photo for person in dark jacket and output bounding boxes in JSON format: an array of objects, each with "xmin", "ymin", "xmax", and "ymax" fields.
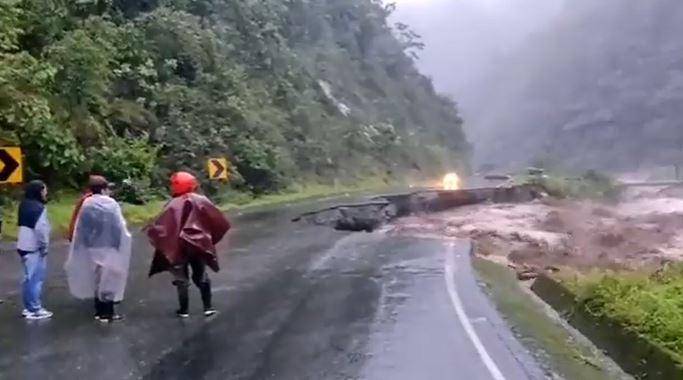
[
  {"xmin": 146, "ymin": 172, "xmax": 231, "ymax": 318},
  {"xmin": 17, "ymin": 180, "xmax": 52, "ymax": 320}
]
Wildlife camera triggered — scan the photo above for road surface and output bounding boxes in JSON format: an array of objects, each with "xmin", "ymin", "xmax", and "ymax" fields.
[{"xmin": 0, "ymin": 197, "xmax": 546, "ymax": 380}]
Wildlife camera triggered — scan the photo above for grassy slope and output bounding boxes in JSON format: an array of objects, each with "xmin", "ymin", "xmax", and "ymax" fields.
[
  {"xmin": 473, "ymin": 258, "xmax": 628, "ymax": 380},
  {"xmin": 516, "ymin": 170, "xmax": 619, "ymax": 200},
  {"xmin": 566, "ymin": 265, "xmax": 683, "ymax": 361},
  {"xmin": 1, "ymin": 178, "xmax": 390, "ymax": 241}
]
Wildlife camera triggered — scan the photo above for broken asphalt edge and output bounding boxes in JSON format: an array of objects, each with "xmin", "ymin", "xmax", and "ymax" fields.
[{"xmin": 293, "ymin": 185, "xmax": 546, "ymax": 232}]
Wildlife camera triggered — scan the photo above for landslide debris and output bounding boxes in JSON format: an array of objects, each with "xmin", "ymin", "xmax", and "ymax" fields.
[{"xmin": 391, "ymin": 190, "xmax": 683, "ymax": 276}]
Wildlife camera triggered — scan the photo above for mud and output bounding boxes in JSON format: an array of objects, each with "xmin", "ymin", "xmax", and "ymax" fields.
[
  {"xmin": 391, "ymin": 190, "xmax": 683, "ymax": 274},
  {"xmin": 297, "ymin": 182, "xmax": 683, "ymax": 275}
]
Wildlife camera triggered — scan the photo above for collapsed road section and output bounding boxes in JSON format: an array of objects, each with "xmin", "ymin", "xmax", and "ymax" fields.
[
  {"xmin": 293, "ymin": 185, "xmax": 545, "ymax": 232},
  {"xmin": 293, "ymin": 185, "xmax": 642, "ymax": 379}
]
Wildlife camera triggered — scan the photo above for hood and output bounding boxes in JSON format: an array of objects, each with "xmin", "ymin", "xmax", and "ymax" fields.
[
  {"xmin": 24, "ymin": 180, "xmax": 46, "ymax": 203},
  {"xmin": 18, "ymin": 180, "xmax": 46, "ymax": 229}
]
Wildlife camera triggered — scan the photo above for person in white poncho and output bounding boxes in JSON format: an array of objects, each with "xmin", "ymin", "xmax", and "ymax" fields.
[{"xmin": 65, "ymin": 176, "xmax": 132, "ymax": 322}]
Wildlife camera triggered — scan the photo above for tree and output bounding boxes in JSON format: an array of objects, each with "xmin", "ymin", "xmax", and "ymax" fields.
[{"xmin": 2, "ymin": 0, "xmax": 469, "ymax": 193}]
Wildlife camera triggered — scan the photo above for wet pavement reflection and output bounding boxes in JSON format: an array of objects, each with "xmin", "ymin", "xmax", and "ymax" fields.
[{"xmin": 0, "ymin": 194, "xmax": 543, "ymax": 380}]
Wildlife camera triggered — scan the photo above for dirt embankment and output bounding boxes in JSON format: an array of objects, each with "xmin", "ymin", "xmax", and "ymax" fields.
[{"xmin": 390, "ymin": 186, "xmax": 683, "ymax": 276}]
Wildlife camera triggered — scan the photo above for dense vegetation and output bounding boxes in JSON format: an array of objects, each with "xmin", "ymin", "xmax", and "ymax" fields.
[
  {"xmin": 573, "ymin": 264, "xmax": 683, "ymax": 359},
  {"xmin": 519, "ymin": 170, "xmax": 619, "ymax": 200},
  {"xmin": 471, "ymin": 0, "xmax": 683, "ymax": 171},
  {"xmin": 0, "ymin": 0, "xmax": 469, "ymax": 196}
]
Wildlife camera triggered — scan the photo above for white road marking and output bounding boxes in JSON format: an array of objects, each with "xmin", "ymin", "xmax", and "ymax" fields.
[{"xmin": 444, "ymin": 245, "xmax": 507, "ymax": 380}]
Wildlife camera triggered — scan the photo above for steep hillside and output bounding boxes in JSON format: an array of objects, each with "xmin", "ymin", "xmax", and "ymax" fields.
[
  {"xmin": 0, "ymin": 0, "xmax": 468, "ymax": 194},
  {"xmin": 472, "ymin": 0, "xmax": 683, "ymax": 171}
]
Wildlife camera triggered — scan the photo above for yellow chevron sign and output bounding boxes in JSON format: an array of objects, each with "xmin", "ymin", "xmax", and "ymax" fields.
[
  {"xmin": 0, "ymin": 147, "xmax": 22, "ymax": 184},
  {"xmin": 207, "ymin": 158, "xmax": 229, "ymax": 180}
]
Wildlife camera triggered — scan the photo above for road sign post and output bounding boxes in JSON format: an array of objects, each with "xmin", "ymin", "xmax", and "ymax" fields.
[
  {"xmin": 207, "ymin": 158, "xmax": 229, "ymax": 181},
  {"xmin": 0, "ymin": 147, "xmax": 23, "ymax": 184}
]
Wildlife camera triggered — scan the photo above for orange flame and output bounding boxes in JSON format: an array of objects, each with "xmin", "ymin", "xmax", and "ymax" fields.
[{"xmin": 442, "ymin": 172, "xmax": 461, "ymax": 190}]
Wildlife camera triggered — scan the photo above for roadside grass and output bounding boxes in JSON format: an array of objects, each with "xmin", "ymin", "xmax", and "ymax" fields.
[
  {"xmin": 517, "ymin": 170, "xmax": 619, "ymax": 200},
  {"xmin": 1, "ymin": 177, "xmax": 393, "ymax": 241},
  {"xmin": 473, "ymin": 258, "xmax": 628, "ymax": 379},
  {"xmin": 1, "ymin": 193, "xmax": 166, "ymax": 240},
  {"xmin": 2, "ymin": 193, "xmax": 80, "ymax": 241},
  {"xmin": 122, "ymin": 200, "xmax": 168, "ymax": 227},
  {"xmin": 219, "ymin": 177, "xmax": 390, "ymax": 210},
  {"xmin": 567, "ymin": 264, "xmax": 683, "ymax": 361}
]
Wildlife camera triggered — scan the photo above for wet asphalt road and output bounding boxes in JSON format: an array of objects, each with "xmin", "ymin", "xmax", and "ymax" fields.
[{"xmin": 0, "ymin": 196, "xmax": 545, "ymax": 380}]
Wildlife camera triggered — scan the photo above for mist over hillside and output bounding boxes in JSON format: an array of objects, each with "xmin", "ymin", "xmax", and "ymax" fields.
[
  {"xmin": 391, "ymin": 0, "xmax": 561, "ymax": 129},
  {"xmin": 394, "ymin": 0, "xmax": 683, "ymax": 172}
]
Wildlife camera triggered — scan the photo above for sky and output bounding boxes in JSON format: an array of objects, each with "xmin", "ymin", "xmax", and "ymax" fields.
[{"xmin": 390, "ymin": 0, "xmax": 564, "ymax": 124}]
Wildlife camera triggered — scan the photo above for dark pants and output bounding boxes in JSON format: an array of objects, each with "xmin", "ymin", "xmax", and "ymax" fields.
[
  {"xmin": 94, "ymin": 298, "xmax": 116, "ymax": 318},
  {"xmin": 93, "ymin": 265, "xmax": 117, "ymax": 319},
  {"xmin": 170, "ymin": 257, "xmax": 212, "ymax": 313}
]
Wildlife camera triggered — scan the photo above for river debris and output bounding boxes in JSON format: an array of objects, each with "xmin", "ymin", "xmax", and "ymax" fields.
[{"xmin": 391, "ymin": 188, "xmax": 683, "ymax": 276}]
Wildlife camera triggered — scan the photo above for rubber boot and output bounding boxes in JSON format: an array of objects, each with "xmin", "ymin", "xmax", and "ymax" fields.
[
  {"xmin": 176, "ymin": 285, "xmax": 189, "ymax": 316},
  {"xmin": 199, "ymin": 282, "xmax": 212, "ymax": 311},
  {"xmin": 102, "ymin": 301, "xmax": 113, "ymax": 320},
  {"xmin": 94, "ymin": 298, "xmax": 103, "ymax": 319},
  {"xmin": 109, "ymin": 302, "xmax": 123, "ymax": 321}
]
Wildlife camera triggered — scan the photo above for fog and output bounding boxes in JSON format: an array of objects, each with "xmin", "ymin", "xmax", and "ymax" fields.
[
  {"xmin": 392, "ymin": 0, "xmax": 683, "ymax": 172},
  {"xmin": 392, "ymin": 0, "xmax": 562, "ymax": 105}
]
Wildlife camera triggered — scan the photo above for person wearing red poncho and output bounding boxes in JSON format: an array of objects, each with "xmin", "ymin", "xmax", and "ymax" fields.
[{"xmin": 146, "ymin": 172, "xmax": 231, "ymax": 318}]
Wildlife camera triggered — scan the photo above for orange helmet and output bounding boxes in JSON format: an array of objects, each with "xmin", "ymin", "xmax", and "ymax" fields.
[{"xmin": 170, "ymin": 171, "xmax": 198, "ymax": 197}]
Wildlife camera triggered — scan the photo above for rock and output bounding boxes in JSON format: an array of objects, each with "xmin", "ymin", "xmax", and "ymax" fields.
[
  {"xmin": 597, "ymin": 231, "xmax": 624, "ymax": 248},
  {"xmin": 544, "ymin": 265, "xmax": 561, "ymax": 273},
  {"xmin": 591, "ymin": 206, "xmax": 615, "ymax": 218},
  {"xmin": 295, "ymin": 202, "xmax": 397, "ymax": 232},
  {"xmin": 335, "ymin": 216, "xmax": 382, "ymax": 232},
  {"xmin": 517, "ymin": 269, "xmax": 539, "ymax": 281}
]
